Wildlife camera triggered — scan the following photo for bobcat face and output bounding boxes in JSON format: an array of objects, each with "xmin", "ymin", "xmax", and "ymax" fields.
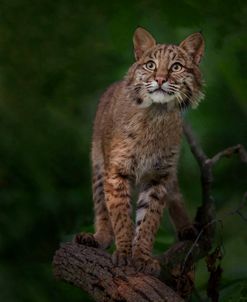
[{"xmin": 127, "ymin": 28, "xmax": 205, "ymax": 109}]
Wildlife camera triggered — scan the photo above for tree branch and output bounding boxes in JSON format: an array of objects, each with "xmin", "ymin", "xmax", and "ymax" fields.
[
  {"xmin": 52, "ymin": 122, "xmax": 247, "ymax": 301},
  {"xmin": 53, "ymin": 242, "xmax": 184, "ymax": 302},
  {"xmin": 210, "ymin": 144, "xmax": 247, "ymax": 165}
]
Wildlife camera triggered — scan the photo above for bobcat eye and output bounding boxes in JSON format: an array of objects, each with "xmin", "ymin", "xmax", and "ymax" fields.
[
  {"xmin": 144, "ymin": 60, "xmax": 156, "ymax": 71},
  {"xmin": 171, "ymin": 63, "xmax": 184, "ymax": 72}
]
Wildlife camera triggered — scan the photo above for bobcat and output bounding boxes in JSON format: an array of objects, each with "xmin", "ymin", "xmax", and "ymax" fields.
[{"xmin": 75, "ymin": 27, "xmax": 204, "ymax": 276}]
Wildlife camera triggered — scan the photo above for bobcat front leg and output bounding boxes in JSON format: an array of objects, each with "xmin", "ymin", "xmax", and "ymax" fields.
[
  {"xmin": 104, "ymin": 167, "xmax": 134, "ymax": 266},
  {"xmin": 133, "ymin": 179, "xmax": 167, "ymax": 276}
]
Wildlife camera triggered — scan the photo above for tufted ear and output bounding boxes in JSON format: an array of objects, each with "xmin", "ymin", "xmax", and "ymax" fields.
[
  {"xmin": 133, "ymin": 27, "xmax": 156, "ymax": 61},
  {"xmin": 179, "ymin": 32, "xmax": 205, "ymax": 65}
]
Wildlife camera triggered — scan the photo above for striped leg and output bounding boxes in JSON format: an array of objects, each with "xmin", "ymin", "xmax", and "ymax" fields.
[
  {"xmin": 133, "ymin": 180, "xmax": 167, "ymax": 275},
  {"xmin": 104, "ymin": 168, "xmax": 134, "ymax": 266},
  {"xmin": 75, "ymin": 163, "xmax": 113, "ymax": 249},
  {"xmin": 92, "ymin": 164, "xmax": 114, "ymax": 248}
]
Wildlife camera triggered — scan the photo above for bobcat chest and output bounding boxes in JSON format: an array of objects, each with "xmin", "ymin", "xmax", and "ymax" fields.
[
  {"xmin": 131, "ymin": 128, "xmax": 180, "ymax": 182},
  {"xmin": 119, "ymin": 106, "xmax": 182, "ymax": 182}
]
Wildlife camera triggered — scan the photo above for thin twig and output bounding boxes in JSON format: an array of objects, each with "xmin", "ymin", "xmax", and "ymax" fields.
[
  {"xmin": 178, "ymin": 122, "xmax": 247, "ymax": 287},
  {"xmin": 181, "ymin": 192, "xmax": 247, "ymax": 273},
  {"xmin": 210, "ymin": 144, "xmax": 247, "ymax": 165},
  {"xmin": 181, "ymin": 219, "xmax": 220, "ymax": 273},
  {"xmin": 183, "ymin": 122, "xmax": 208, "ymax": 166},
  {"xmin": 230, "ymin": 192, "xmax": 247, "ymax": 221}
]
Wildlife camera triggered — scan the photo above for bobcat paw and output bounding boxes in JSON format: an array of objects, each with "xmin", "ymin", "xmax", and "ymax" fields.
[
  {"xmin": 112, "ymin": 250, "xmax": 132, "ymax": 267},
  {"xmin": 178, "ymin": 225, "xmax": 198, "ymax": 241},
  {"xmin": 133, "ymin": 255, "xmax": 161, "ymax": 276},
  {"xmin": 74, "ymin": 233, "xmax": 99, "ymax": 248}
]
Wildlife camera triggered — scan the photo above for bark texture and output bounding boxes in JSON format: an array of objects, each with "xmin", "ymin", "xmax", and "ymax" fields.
[{"xmin": 53, "ymin": 242, "xmax": 184, "ymax": 302}]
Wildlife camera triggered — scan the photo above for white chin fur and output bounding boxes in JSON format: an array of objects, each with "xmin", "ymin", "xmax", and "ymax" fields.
[
  {"xmin": 150, "ymin": 91, "xmax": 176, "ymax": 104},
  {"xmin": 136, "ymin": 91, "xmax": 177, "ymax": 108}
]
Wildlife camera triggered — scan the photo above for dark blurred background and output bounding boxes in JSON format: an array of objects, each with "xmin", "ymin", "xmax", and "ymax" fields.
[{"xmin": 0, "ymin": 0, "xmax": 246, "ymax": 301}]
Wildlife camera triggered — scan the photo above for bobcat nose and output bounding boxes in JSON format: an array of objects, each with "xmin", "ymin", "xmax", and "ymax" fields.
[{"xmin": 155, "ymin": 76, "xmax": 166, "ymax": 87}]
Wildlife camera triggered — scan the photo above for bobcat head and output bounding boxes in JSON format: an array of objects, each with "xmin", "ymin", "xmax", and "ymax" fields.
[{"xmin": 126, "ymin": 27, "xmax": 205, "ymax": 109}]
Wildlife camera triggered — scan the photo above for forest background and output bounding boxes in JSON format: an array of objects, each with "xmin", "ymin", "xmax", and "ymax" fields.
[{"xmin": 0, "ymin": 0, "xmax": 246, "ymax": 301}]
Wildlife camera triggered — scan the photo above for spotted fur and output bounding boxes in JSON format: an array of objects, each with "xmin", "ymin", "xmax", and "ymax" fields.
[{"xmin": 76, "ymin": 27, "xmax": 204, "ymax": 276}]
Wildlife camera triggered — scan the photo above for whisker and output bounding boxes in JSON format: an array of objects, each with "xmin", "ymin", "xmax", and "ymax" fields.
[
  {"xmin": 166, "ymin": 87, "xmax": 178, "ymax": 93},
  {"xmin": 168, "ymin": 84, "xmax": 180, "ymax": 88},
  {"xmin": 176, "ymin": 94, "xmax": 183, "ymax": 111},
  {"xmin": 179, "ymin": 90, "xmax": 191, "ymax": 99},
  {"xmin": 177, "ymin": 90, "xmax": 194, "ymax": 110}
]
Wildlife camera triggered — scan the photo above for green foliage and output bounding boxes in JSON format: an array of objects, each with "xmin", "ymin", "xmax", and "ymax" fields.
[
  {"xmin": 0, "ymin": 0, "xmax": 246, "ymax": 301},
  {"xmin": 220, "ymin": 280, "xmax": 247, "ymax": 302}
]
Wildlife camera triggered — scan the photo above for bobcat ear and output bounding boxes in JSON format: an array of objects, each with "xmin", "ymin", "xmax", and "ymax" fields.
[
  {"xmin": 133, "ymin": 27, "xmax": 156, "ymax": 60},
  {"xmin": 179, "ymin": 32, "xmax": 205, "ymax": 65}
]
